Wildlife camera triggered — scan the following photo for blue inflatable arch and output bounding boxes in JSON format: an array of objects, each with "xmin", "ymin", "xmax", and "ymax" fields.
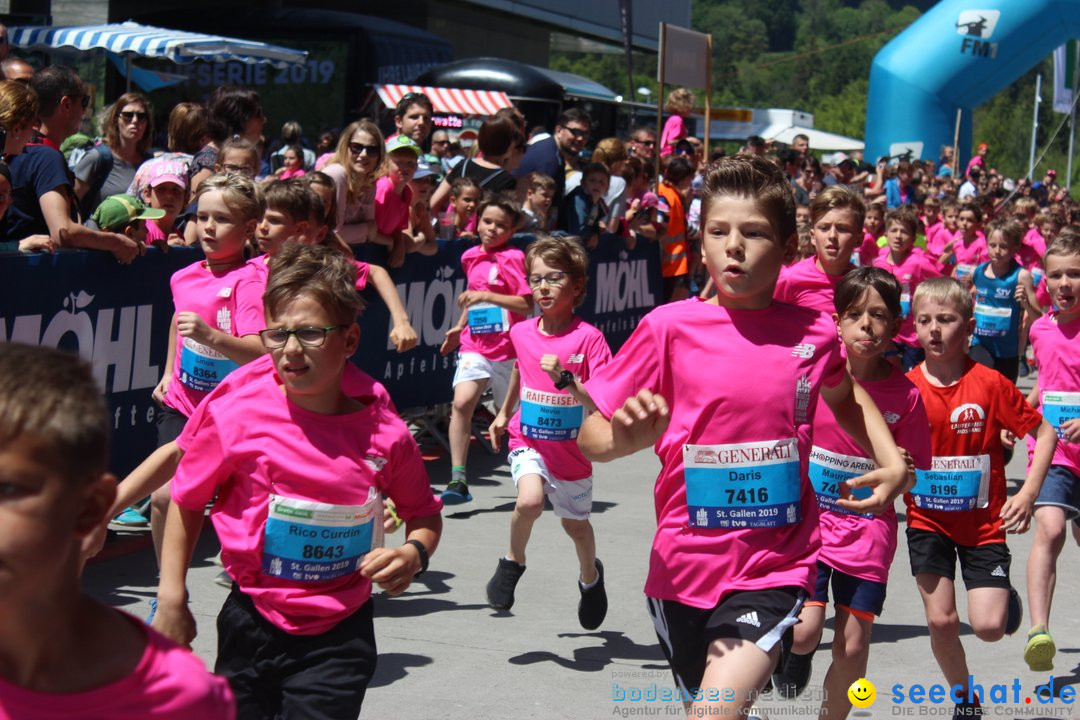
[{"xmin": 865, "ymin": 0, "xmax": 1080, "ymax": 166}]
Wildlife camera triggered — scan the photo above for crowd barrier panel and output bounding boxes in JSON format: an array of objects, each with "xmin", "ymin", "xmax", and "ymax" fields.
[{"xmin": 0, "ymin": 233, "xmax": 661, "ymax": 476}]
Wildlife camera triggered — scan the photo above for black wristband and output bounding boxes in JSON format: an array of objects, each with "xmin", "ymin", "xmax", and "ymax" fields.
[
  {"xmin": 405, "ymin": 539, "xmax": 429, "ymax": 576},
  {"xmin": 554, "ymin": 369, "xmax": 575, "ymax": 390}
]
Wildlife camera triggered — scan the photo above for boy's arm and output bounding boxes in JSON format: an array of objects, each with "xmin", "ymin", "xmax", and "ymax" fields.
[
  {"xmin": 1001, "ymin": 419, "xmax": 1057, "ymax": 533},
  {"xmin": 366, "ymin": 264, "xmax": 418, "ymax": 353},
  {"xmin": 540, "ymin": 353, "xmax": 599, "ymax": 415},
  {"xmin": 460, "ymin": 290, "xmax": 533, "ymax": 316},
  {"xmin": 152, "ymin": 501, "xmax": 205, "ymax": 647},
  {"xmin": 40, "ymin": 189, "xmax": 144, "ymax": 264},
  {"xmin": 578, "ymin": 389, "xmax": 670, "ymax": 463},
  {"xmin": 153, "ymin": 315, "xmax": 178, "ymax": 406},
  {"xmin": 360, "ymin": 513, "xmax": 442, "ymax": 596},
  {"xmin": 820, "ymin": 375, "xmax": 907, "ymax": 514},
  {"xmin": 1015, "ymin": 269, "xmax": 1044, "ymax": 317},
  {"xmin": 109, "ymin": 442, "xmax": 184, "ymax": 519},
  {"xmin": 490, "ymin": 363, "xmax": 520, "ymax": 452},
  {"xmin": 175, "ymin": 313, "xmax": 266, "ymax": 365}
]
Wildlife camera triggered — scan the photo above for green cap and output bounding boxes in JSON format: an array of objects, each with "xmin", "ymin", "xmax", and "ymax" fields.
[
  {"xmin": 385, "ymin": 134, "xmax": 422, "ymax": 157},
  {"xmin": 91, "ymin": 193, "xmax": 166, "ymax": 232}
]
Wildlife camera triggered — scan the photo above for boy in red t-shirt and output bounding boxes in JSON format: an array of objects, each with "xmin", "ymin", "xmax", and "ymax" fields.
[{"xmin": 905, "ymin": 277, "xmax": 1056, "ymax": 715}]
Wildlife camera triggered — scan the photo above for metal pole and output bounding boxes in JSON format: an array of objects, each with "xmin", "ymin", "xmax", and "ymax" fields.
[
  {"xmin": 704, "ymin": 34, "xmax": 712, "ymax": 163},
  {"xmin": 1069, "ymin": 99, "xmax": 1076, "ymax": 193},
  {"xmin": 1029, "ymin": 73, "xmax": 1041, "ymax": 179},
  {"xmin": 952, "ymin": 108, "xmax": 962, "ymax": 177},
  {"xmin": 656, "ymin": 23, "xmax": 665, "ymax": 186},
  {"xmin": 125, "ymin": 55, "xmax": 132, "ymax": 93}
]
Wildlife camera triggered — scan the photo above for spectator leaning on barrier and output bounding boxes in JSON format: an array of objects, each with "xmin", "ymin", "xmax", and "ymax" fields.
[
  {"xmin": 73, "ymin": 92, "xmax": 154, "ymax": 218},
  {"xmin": 514, "ymin": 107, "xmax": 591, "ymax": 217},
  {"xmin": 1, "ymin": 66, "xmax": 143, "ymax": 263}
]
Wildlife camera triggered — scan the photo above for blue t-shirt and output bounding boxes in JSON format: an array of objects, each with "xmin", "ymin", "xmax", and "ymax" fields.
[
  {"xmin": 3, "ymin": 143, "xmax": 75, "ymax": 240},
  {"xmin": 515, "ymin": 136, "xmax": 564, "ymax": 201},
  {"xmin": 971, "ymin": 260, "xmax": 1022, "ymax": 359}
]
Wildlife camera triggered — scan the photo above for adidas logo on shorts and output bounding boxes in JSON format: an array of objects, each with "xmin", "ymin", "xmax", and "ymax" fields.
[
  {"xmin": 991, "ymin": 565, "xmax": 1007, "ymax": 578},
  {"xmin": 736, "ymin": 611, "xmax": 761, "ymax": 628}
]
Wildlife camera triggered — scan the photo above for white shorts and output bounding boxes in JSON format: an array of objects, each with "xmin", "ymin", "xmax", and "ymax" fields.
[
  {"xmin": 509, "ymin": 447, "xmax": 593, "ymax": 520},
  {"xmin": 453, "ymin": 352, "xmax": 514, "ymax": 408}
]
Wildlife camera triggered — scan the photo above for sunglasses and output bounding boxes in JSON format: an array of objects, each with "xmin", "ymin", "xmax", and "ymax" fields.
[
  {"xmin": 348, "ymin": 142, "xmax": 380, "ymax": 157},
  {"xmin": 564, "ymin": 127, "xmax": 589, "ymax": 139},
  {"xmin": 119, "ymin": 110, "xmax": 149, "ymax": 123},
  {"xmin": 635, "ymin": 139, "xmax": 656, "ymax": 147}
]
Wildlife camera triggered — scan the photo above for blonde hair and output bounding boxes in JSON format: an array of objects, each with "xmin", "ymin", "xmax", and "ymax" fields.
[
  {"xmin": 591, "ymin": 137, "xmax": 627, "ymax": 169},
  {"xmin": 665, "ymin": 88, "xmax": 694, "ymax": 116},
  {"xmin": 331, "ymin": 119, "xmax": 384, "ymax": 204},
  {"xmin": 525, "ymin": 234, "xmax": 590, "ymax": 308},
  {"xmin": 0, "ymin": 80, "xmax": 39, "ymax": 132},
  {"xmin": 913, "ymin": 276, "xmax": 973, "ymax": 321},
  {"xmin": 194, "ymin": 172, "xmax": 265, "ymax": 223}
]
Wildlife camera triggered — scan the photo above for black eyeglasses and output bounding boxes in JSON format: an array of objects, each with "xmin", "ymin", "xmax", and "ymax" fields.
[
  {"xmin": 527, "ymin": 271, "xmax": 567, "ymax": 287},
  {"xmin": 635, "ymin": 138, "xmax": 656, "ymax": 147},
  {"xmin": 565, "ymin": 127, "xmax": 589, "ymax": 139},
  {"xmin": 348, "ymin": 142, "xmax": 380, "ymax": 157},
  {"xmin": 119, "ymin": 110, "xmax": 148, "ymax": 123},
  {"xmin": 259, "ymin": 326, "xmax": 343, "ymax": 348}
]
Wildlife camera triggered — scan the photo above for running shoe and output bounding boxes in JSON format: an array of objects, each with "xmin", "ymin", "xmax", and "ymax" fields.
[
  {"xmin": 773, "ymin": 650, "xmax": 815, "ymax": 699},
  {"xmin": 486, "ymin": 557, "xmax": 526, "ymax": 610},
  {"xmin": 1005, "ymin": 586, "xmax": 1022, "ymax": 636},
  {"xmin": 1024, "ymin": 625, "xmax": 1055, "ymax": 672},
  {"xmin": 145, "ymin": 598, "xmax": 157, "ymax": 625},
  {"xmin": 441, "ymin": 480, "xmax": 473, "ymax": 505},
  {"xmin": 578, "ymin": 559, "xmax": 608, "ymax": 630},
  {"xmin": 111, "ymin": 503, "xmax": 149, "ymax": 527}
]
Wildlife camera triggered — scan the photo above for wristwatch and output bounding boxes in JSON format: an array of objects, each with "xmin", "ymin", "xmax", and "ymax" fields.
[
  {"xmin": 405, "ymin": 539, "xmax": 429, "ymax": 576},
  {"xmin": 554, "ymin": 369, "xmax": 575, "ymax": 390}
]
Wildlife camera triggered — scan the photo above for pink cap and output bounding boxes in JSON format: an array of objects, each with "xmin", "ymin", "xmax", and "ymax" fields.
[{"xmin": 138, "ymin": 157, "xmax": 189, "ymax": 192}]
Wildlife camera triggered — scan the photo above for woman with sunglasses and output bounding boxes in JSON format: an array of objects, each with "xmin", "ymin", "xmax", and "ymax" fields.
[
  {"xmin": 74, "ymin": 91, "xmax": 154, "ymax": 218},
  {"xmin": 321, "ymin": 119, "xmax": 388, "ymax": 247}
]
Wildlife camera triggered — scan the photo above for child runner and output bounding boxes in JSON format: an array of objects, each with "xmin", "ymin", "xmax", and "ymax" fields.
[
  {"xmin": 0, "ymin": 343, "xmax": 235, "ymax": 718},
  {"xmin": 145, "ymin": 173, "xmax": 265, "ymax": 578},
  {"xmin": 521, "ymin": 172, "xmax": 555, "ymax": 233},
  {"xmin": 927, "ymin": 199, "xmax": 961, "ymax": 260},
  {"xmin": 905, "ymin": 277, "xmax": 1057, "ymax": 716},
  {"xmin": 858, "ymin": 202, "xmax": 884, "ymax": 267},
  {"xmin": 153, "ymin": 243, "xmax": 442, "ymax": 719},
  {"xmin": 922, "ymin": 196, "xmax": 943, "ymax": 251},
  {"xmin": 181, "ymin": 140, "xmax": 262, "ymax": 245},
  {"xmin": 773, "ymin": 185, "xmax": 865, "ymax": 314},
  {"xmin": 448, "ymin": 176, "xmax": 482, "ymax": 240},
  {"xmin": 440, "ymin": 193, "xmax": 533, "ymax": 504},
  {"xmin": 485, "ymin": 235, "xmax": 612, "ymax": 626},
  {"xmin": 970, "ymin": 218, "xmax": 1031, "ymax": 384},
  {"xmin": 772, "ymin": 268, "xmax": 932, "ymax": 720},
  {"xmin": 873, "ymin": 207, "xmax": 942, "ymax": 370},
  {"xmin": 578, "ymin": 155, "xmax": 908, "ymax": 716},
  {"xmin": 938, "ymin": 204, "xmax": 988, "ymax": 284},
  {"xmin": 1023, "ymin": 233, "xmax": 1080, "ymax": 671}
]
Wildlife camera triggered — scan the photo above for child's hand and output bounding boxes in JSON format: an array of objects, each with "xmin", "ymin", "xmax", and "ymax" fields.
[
  {"xmin": 1013, "ymin": 284, "xmax": 1028, "ymax": 304},
  {"xmin": 540, "ymin": 354, "xmax": 565, "ymax": 386},
  {"xmin": 151, "ymin": 598, "xmax": 197, "ymax": 649},
  {"xmin": 175, "ymin": 311, "xmax": 213, "ymax": 344},
  {"xmin": 439, "ymin": 327, "xmax": 461, "ymax": 356},
  {"xmin": 586, "ymin": 233, "xmax": 599, "ymax": 250},
  {"xmin": 1060, "ymin": 418, "xmax": 1080, "ymax": 443},
  {"xmin": 152, "ymin": 374, "xmax": 171, "ymax": 407},
  {"xmin": 611, "ymin": 389, "xmax": 670, "ymax": 455},
  {"xmin": 360, "ymin": 545, "xmax": 422, "ymax": 595},
  {"xmin": 898, "ymin": 446, "xmax": 916, "ymax": 492},
  {"xmin": 836, "ymin": 463, "xmax": 907, "ymax": 515},
  {"xmin": 167, "ymin": 233, "xmax": 186, "ymax": 247},
  {"xmin": 457, "ymin": 290, "xmax": 488, "ymax": 308},
  {"xmin": 489, "ymin": 412, "xmax": 508, "ymax": 451},
  {"xmin": 1001, "ymin": 429, "xmax": 1017, "ymax": 449},
  {"xmin": 110, "ymin": 233, "xmax": 145, "ymax": 264},
  {"xmin": 390, "ymin": 321, "xmax": 418, "ymax": 353},
  {"xmin": 1000, "ymin": 491, "xmax": 1036, "ymax": 534}
]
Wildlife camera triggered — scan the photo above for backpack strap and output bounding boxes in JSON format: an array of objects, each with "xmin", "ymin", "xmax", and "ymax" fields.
[{"xmin": 79, "ymin": 143, "xmax": 114, "ymax": 218}]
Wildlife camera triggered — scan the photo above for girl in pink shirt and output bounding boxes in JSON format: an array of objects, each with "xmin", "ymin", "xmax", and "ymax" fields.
[
  {"xmin": 374, "ymin": 136, "xmax": 421, "ymax": 267},
  {"xmin": 486, "ymin": 236, "xmax": 613, "ymax": 626},
  {"xmin": 774, "ymin": 267, "xmax": 932, "ymax": 717},
  {"xmin": 579, "ymin": 155, "xmax": 908, "ymax": 716},
  {"xmin": 440, "ymin": 194, "xmax": 533, "ymax": 504},
  {"xmin": 660, "ymin": 88, "xmax": 693, "ymax": 158},
  {"xmin": 938, "ymin": 204, "xmax": 988, "ymax": 283},
  {"xmin": 274, "ymin": 145, "xmax": 307, "ymax": 180},
  {"xmin": 858, "ymin": 203, "xmax": 884, "ymax": 267}
]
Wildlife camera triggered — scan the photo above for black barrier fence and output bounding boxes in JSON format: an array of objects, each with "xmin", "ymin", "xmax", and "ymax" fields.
[{"xmin": 0, "ymin": 234, "xmax": 661, "ymax": 476}]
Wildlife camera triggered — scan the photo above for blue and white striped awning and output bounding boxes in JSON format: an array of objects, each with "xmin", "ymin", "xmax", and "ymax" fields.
[{"xmin": 10, "ymin": 21, "xmax": 307, "ymax": 68}]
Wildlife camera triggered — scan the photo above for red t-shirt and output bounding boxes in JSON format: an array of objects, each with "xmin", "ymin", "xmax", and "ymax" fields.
[{"xmin": 905, "ymin": 360, "xmax": 1042, "ymax": 546}]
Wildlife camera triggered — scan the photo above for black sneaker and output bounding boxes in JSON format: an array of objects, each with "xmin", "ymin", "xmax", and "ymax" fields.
[
  {"xmin": 578, "ymin": 559, "xmax": 608, "ymax": 630},
  {"xmin": 441, "ymin": 480, "xmax": 473, "ymax": 505},
  {"xmin": 773, "ymin": 650, "xmax": 815, "ymax": 699},
  {"xmin": 486, "ymin": 557, "xmax": 526, "ymax": 610},
  {"xmin": 1006, "ymin": 586, "xmax": 1023, "ymax": 636}
]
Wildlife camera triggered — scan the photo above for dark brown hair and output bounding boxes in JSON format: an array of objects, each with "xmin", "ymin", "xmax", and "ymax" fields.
[{"xmin": 701, "ymin": 154, "xmax": 796, "ymax": 244}]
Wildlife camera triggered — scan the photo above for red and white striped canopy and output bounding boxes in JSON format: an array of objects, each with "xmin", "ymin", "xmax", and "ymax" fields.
[{"xmin": 374, "ymin": 84, "xmax": 512, "ymax": 116}]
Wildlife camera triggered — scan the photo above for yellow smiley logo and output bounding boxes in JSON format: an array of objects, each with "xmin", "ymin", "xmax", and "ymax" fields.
[{"xmin": 848, "ymin": 678, "xmax": 877, "ymax": 708}]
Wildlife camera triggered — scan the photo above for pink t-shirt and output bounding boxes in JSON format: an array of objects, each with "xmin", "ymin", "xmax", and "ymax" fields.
[
  {"xmin": 773, "ymin": 257, "xmax": 849, "ymax": 315},
  {"xmin": 0, "ymin": 614, "xmax": 235, "ymax": 719},
  {"xmin": 810, "ymin": 367, "xmax": 932, "ymax": 583},
  {"xmin": 458, "ymin": 243, "xmax": 531, "ymax": 362},
  {"xmin": 926, "ymin": 226, "xmax": 955, "ymax": 259},
  {"xmin": 660, "ymin": 115, "xmax": 687, "ymax": 157},
  {"xmin": 1019, "ymin": 228, "xmax": 1046, "ymax": 270},
  {"xmin": 873, "ymin": 248, "xmax": 942, "ymax": 347},
  {"xmin": 243, "ymin": 254, "xmax": 370, "ymax": 294},
  {"xmin": 164, "ymin": 261, "xmax": 263, "ymax": 418},
  {"xmin": 948, "ymin": 231, "xmax": 989, "ymax": 280},
  {"xmin": 856, "ymin": 233, "xmax": 880, "ymax": 267},
  {"xmin": 171, "ymin": 368, "xmax": 440, "ymax": 635},
  {"xmin": 374, "ymin": 175, "xmax": 412, "ymax": 237},
  {"xmin": 585, "ymin": 298, "xmax": 846, "ymax": 608},
  {"xmin": 507, "ymin": 316, "xmax": 612, "ymax": 481},
  {"xmin": 1029, "ymin": 312, "xmax": 1080, "ymax": 476}
]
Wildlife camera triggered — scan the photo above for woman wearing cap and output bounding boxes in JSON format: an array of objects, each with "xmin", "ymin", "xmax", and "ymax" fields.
[{"xmin": 74, "ymin": 92, "xmax": 154, "ymax": 218}]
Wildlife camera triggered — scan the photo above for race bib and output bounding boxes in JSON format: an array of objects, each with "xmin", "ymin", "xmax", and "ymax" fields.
[
  {"xmin": 974, "ymin": 303, "xmax": 1011, "ymax": 337},
  {"xmin": 900, "ymin": 291, "xmax": 911, "ymax": 319},
  {"xmin": 1042, "ymin": 391, "xmax": 1080, "ymax": 441},
  {"xmin": 262, "ymin": 492, "xmax": 383, "ymax": 582},
  {"xmin": 911, "ymin": 455, "xmax": 990, "ymax": 511},
  {"xmin": 955, "ymin": 264, "xmax": 975, "ymax": 281},
  {"xmin": 520, "ymin": 386, "xmax": 583, "ymax": 441},
  {"xmin": 179, "ymin": 337, "xmax": 238, "ymax": 392},
  {"xmin": 467, "ymin": 302, "xmax": 509, "ymax": 335},
  {"xmin": 807, "ymin": 446, "xmax": 874, "ymax": 516},
  {"xmin": 683, "ymin": 439, "xmax": 801, "ymax": 529},
  {"xmin": 1032, "ymin": 267, "xmax": 1045, "ymax": 287}
]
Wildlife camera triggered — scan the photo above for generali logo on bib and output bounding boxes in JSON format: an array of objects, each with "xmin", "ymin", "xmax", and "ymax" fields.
[{"xmin": 949, "ymin": 403, "xmax": 986, "ymax": 435}]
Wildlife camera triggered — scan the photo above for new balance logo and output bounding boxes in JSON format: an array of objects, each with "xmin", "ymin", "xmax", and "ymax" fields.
[
  {"xmin": 736, "ymin": 611, "xmax": 761, "ymax": 627},
  {"xmin": 991, "ymin": 565, "xmax": 1006, "ymax": 578},
  {"xmin": 791, "ymin": 343, "xmax": 815, "ymax": 358},
  {"xmin": 567, "ymin": 353, "xmax": 584, "ymax": 363}
]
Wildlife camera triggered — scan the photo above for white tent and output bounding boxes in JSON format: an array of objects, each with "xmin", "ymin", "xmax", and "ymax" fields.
[{"xmin": 700, "ymin": 108, "xmax": 864, "ymax": 151}]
